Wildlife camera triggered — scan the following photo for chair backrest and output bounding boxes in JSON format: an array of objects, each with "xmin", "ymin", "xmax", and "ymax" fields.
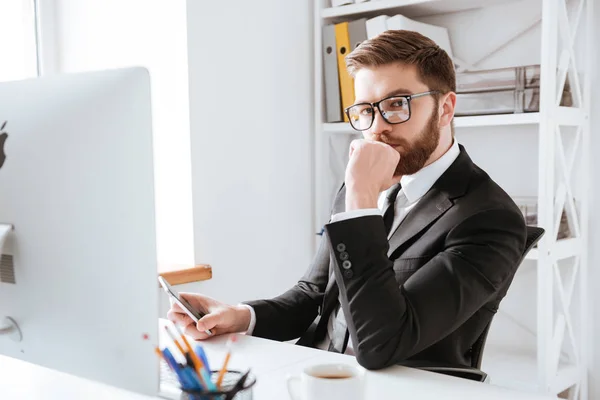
[{"xmin": 470, "ymin": 225, "xmax": 545, "ymax": 369}]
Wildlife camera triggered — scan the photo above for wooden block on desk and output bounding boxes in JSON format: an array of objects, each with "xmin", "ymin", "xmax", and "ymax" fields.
[{"xmin": 158, "ymin": 264, "xmax": 212, "ymax": 286}]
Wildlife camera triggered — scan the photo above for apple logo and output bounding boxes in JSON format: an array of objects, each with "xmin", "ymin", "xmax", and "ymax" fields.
[{"xmin": 0, "ymin": 121, "xmax": 7, "ymax": 169}]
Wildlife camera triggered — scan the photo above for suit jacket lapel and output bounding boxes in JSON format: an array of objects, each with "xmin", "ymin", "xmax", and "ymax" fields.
[
  {"xmin": 387, "ymin": 145, "xmax": 474, "ymax": 257},
  {"xmin": 386, "ymin": 188, "xmax": 453, "ymax": 257}
]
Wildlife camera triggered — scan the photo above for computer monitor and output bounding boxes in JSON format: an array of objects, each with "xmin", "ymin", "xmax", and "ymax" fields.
[{"xmin": 0, "ymin": 68, "xmax": 160, "ymax": 396}]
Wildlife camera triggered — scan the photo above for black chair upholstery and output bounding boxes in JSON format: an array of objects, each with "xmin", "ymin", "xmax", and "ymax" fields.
[
  {"xmin": 418, "ymin": 225, "xmax": 545, "ymax": 382},
  {"xmin": 470, "ymin": 322, "xmax": 492, "ymax": 370}
]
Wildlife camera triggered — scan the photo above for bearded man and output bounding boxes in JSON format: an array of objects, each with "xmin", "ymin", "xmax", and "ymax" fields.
[{"xmin": 168, "ymin": 30, "xmax": 526, "ymax": 371}]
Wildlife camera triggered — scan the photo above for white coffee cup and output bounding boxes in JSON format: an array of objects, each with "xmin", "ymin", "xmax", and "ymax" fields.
[{"xmin": 286, "ymin": 363, "xmax": 365, "ymax": 400}]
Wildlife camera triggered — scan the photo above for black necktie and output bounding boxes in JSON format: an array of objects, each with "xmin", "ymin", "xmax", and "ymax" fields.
[
  {"xmin": 383, "ymin": 183, "xmax": 403, "ymax": 234},
  {"xmin": 327, "ymin": 182, "xmax": 402, "ymax": 354}
]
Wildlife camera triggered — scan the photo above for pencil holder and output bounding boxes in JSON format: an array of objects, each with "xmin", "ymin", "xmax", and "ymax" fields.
[{"xmin": 182, "ymin": 370, "xmax": 256, "ymax": 400}]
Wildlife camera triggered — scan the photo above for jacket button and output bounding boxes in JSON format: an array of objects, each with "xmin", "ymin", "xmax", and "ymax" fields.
[
  {"xmin": 340, "ymin": 251, "xmax": 349, "ymax": 261},
  {"xmin": 343, "ymin": 270, "xmax": 353, "ymax": 279},
  {"xmin": 336, "ymin": 243, "xmax": 346, "ymax": 252},
  {"xmin": 342, "ymin": 260, "xmax": 352, "ymax": 270}
]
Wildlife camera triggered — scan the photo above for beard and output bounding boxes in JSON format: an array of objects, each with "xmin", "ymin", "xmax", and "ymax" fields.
[{"xmin": 378, "ymin": 107, "xmax": 440, "ymax": 176}]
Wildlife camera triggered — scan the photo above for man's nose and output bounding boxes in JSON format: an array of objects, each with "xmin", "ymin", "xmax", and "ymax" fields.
[{"xmin": 368, "ymin": 108, "xmax": 392, "ymax": 137}]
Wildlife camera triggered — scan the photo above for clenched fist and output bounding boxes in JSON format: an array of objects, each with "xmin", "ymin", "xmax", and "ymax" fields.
[{"xmin": 345, "ymin": 140, "xmax": 401, "ymax": 211}]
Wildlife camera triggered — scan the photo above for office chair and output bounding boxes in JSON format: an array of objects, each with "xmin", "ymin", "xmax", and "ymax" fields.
[{"xmin": 417, "ymin": 225, "xmax": 546, "ymax": 382}]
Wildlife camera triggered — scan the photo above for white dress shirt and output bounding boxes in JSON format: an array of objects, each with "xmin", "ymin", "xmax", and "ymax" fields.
[{"xmin": 243, "ymin": 140, "xmax": 461, "ymax": 354}]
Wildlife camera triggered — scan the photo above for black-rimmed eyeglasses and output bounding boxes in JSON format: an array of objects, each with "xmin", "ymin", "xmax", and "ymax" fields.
[{"xmin": 344, "ymin": 90, "xmax": 439, "ymax": 131}]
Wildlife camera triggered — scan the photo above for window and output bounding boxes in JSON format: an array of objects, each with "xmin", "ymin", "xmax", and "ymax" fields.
[
  {"xmin": 0, "ymin": 0, "xmax": 38, "ymax": 82},
  {"xmin": 1, "ymin": 0, "xmax": 194, "ymax": 266},
  {"xmin": 52, "ymin": 0, "xmax": 194, "ymax": 265}
]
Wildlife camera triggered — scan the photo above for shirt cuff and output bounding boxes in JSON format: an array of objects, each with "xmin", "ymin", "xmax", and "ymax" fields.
[
  {"xmin": 239, "ymin": 304, "xmax": 256, "ymax": 335},
  {"xmin": 330, "ymin": 208, "xmax": 380, "ymax": 222}
]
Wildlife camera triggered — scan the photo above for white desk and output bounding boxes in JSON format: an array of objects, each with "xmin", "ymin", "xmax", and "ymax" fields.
[{"xmin": 0, "ymin": 330, "xmax": 557, "ymax": 400}]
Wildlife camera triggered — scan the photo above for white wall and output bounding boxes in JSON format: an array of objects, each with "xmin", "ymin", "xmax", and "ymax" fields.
[
  {"xmin": 186, "ymin": 1, "xmax": 314, "ymax": 304},
  {"xmin": 51, "ymin": 0, "xmax": 195, "ymax": 266},
  {"xmin": 50, "ymin": 0, "xmax": 314, "ymax": 313},
  {"xmin": 588, "ymin": 3, "xmax": 599, "ymax": 399}
]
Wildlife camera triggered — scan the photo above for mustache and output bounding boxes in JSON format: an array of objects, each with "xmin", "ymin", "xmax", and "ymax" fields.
[{"xmin": 373, "ymin": 136, "xmax": 409, "ymax": 148}]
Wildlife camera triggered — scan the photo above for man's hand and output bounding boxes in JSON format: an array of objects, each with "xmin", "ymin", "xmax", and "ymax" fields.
[
  {"xmin": 345, "ymin": 140, "xmax": 400, "ymax": 211},
  {"xmin": 167, "ymin": 293, "xmax": 251, "ymax": 340}
]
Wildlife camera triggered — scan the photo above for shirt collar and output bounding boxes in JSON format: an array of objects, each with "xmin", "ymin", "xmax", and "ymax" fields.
[{"xmin": 399, "ymin": 139, "xmax": 460, "ymax": 204}]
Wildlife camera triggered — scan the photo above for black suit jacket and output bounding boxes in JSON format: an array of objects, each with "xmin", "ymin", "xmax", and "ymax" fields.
[{"xmin": 245, "ymin": 145, "xmax": 526, "ymax": 370}]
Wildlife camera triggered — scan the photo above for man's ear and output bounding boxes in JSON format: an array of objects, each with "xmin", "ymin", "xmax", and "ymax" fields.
[{"xmin": 439, "ymin": 92, "xmax": 456, "ymax": 129}]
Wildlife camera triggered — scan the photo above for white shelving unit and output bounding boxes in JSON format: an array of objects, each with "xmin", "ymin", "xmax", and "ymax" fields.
[
  {"xmin": 323, "ymin": 107, "xmax": 586, "ymax": 132},
  {"xmin": 313, "ymin": 0, "xmax": 592, "ymax": 399},
  {"xmin": 320, "ymin": 0, "xmax": 509, "ymax": 19}
]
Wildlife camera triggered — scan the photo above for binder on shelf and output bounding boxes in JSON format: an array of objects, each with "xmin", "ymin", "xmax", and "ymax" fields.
[
  {"xmin": 334, "ymin": 22, "xmax": 355, "ymax": 123},
  {"xmin": 454, "ymin": 64, "xmax": 573, "ymax": 116},
  {"xmin": 331, "ymin": 0, "xmax": 354, "ymax": 6},
  {"xmin": 386, "ymin": 14, "xmax": 454, "ymax": 59},
  {"xmin": 366, "ymin": 15, "xmax": 389, "ymax": 39},
  {"xmin": 348, "ymin": 18, "xmax": 368, "ymax": 51},
  {"xmin": 322, "ymin": 24, "xmax": 342, "ymax": 123}
]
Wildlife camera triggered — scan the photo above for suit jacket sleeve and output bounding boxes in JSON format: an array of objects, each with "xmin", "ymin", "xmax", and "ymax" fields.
[
  {"xmin": 242, "ymin": 233, "xmax": 330, "ymax": 341},
  {"xmin": 324, "ymin": 207, "xmax": 526, "ymax": 370}
]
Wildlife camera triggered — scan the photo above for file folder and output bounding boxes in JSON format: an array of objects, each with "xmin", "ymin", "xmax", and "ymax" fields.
[
  {"xmin": 322, "ymin": 24, "xmax": 342, "ymax": 122},
  {"xmin": 366, "ymin": 15, "xmax": 389, "ymax": 39},
  {"xmin": 348, "ymin": 18, "xmax": 368, "ymax": 51},
  {"xmin": 386, "ymin": 14, "xmax": 454, "ymax": 59},
  {"xmin": 334, "ymin": 22, "xmax": 355, "ymax": 123}
]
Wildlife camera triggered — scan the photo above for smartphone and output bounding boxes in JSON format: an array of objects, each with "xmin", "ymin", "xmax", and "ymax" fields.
[{"xmin": 158, "ymin": 276, "xmax": 212, "ymax": 336}]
